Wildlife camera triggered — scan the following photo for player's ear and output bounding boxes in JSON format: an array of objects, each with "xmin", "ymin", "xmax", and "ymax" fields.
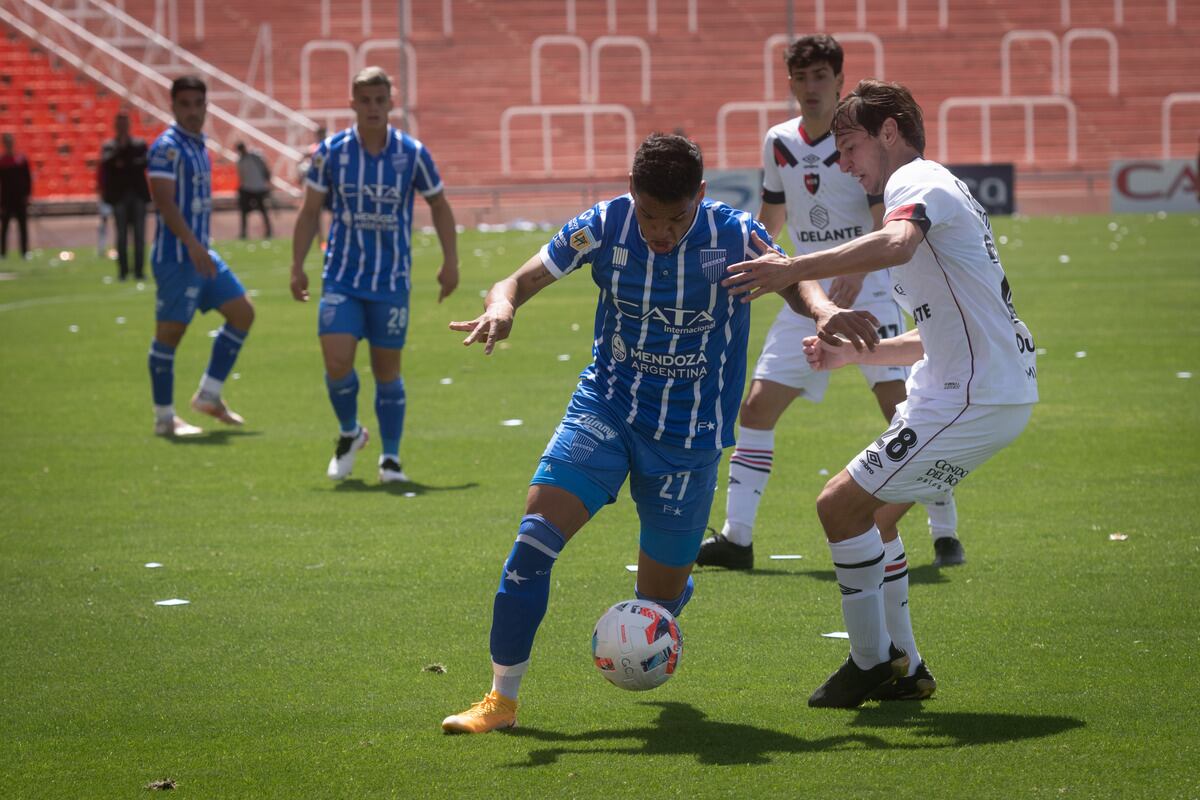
[
  {"xmin": 628, "ymin": 173, "xmax": 635, "ymax": 196},
  {"xmin": 696, "ymin": 180, "xmax": 706, "ymax": 204},
  {"xmin": 881, "ymin": 117, "xmax": 899, "ymax": 146}
]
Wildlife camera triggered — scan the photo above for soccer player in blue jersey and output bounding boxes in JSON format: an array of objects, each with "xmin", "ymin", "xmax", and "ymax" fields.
[
  {"xmin": 440, "ymin": 134, "xmax": 782, "ymax": 734},
  {"xmin": 291, "ymin": 67, "xmax": 459, "ymax": 482},
  {"xmin": 146, "ymin": 75, "xmax": 255, "ymax": 437}
]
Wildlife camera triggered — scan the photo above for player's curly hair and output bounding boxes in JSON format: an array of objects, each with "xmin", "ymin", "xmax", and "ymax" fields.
[
  {"xmin": 832, "ymin": 79, "xmax": 926, "ymax": 155},
  {"xmin": 631, "ymin": 133, "xmax": 704, "ymax": 203},
  {"xmin": 784, "ymin": 34, "xmax": 843, "ymax": 75},
  {"xmin": 170, "ymin": 75, "xmax": 206, "ymax": 100}
]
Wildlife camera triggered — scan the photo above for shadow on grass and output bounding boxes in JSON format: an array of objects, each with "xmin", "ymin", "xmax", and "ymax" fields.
[
  {"xmin": 326, "ymin": 478, "xmax": 479, "ymax": 496},
  {"xmin": 163, "ymin": 429, "xmax": 264, "ymax": 446},
  {"xmin": 700, "ymin": 563, "xmax": 949, "ymax": 586},
  {"xmin": 504, "ymin": 701, "xmax": 1083, "ymax": 767}
]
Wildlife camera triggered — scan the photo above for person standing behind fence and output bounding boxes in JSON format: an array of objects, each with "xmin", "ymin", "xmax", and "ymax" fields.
[
  {"xmin": 101, "ymin": 111, "xmax": 151, "ymax": 280},
  {"xmin": 236, "ymin": 142, "xmax": 272, "ymax": 240},
  {"xmin": 0, "ymin": 132, "xmax": 32, "ymax": 260}
]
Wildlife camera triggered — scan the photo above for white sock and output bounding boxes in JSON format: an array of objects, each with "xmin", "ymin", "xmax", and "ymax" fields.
[
  {"xmin": 198, "ymin": 373, "xmax": 224, "ymax": 399},
  {"xmin": 153, "ymin": 404, "xmax": 174, "ymax": 422},
  {"xmin": 927, "ymin": 492, "xmax": 958, "ymax": 541},
  {"xmin": 882, "ymin": 535, "xmax": 920, "ymax": 676},
  {"xmin": 491, "ymin": 659, "xmax": 529, "ymax": 701},
  {"xmin": 722, "ymin": 425, "xmax": 775, "ymax": 546},
  {"xmin": 829, "ymin": 526, "xmax": 890, "ymax": 670}
]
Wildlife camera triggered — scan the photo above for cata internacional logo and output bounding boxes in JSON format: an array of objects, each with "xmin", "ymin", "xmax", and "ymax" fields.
[{"xmin": 1111, "ymin": 159, "xmax": 1200, "ymax": 213}]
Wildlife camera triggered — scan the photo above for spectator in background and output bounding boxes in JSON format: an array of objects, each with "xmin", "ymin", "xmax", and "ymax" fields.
[
  {"xmin": 100, "ymin": 111, "xmax": 151, "ymax": 280},
  {"xmin": 0, "ymin": 132, "xmax": 32, "ymax": 260},
  {"xmin": 235, "ymin": 142, "xmax": 272, "ymax": 240}
]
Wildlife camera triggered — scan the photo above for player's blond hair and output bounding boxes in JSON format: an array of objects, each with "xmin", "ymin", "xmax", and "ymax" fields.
[{"xmin": 352, "ymin": 66, "xmax": 393, "ymax": 93}]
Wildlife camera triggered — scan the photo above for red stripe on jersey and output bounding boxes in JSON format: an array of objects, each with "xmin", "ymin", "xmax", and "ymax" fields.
[
  {"xmin": 885, "ymin": 203, "xmax": 931, "ymax": 234},
  {"xmin": 798, "ymin": 122, "xmax": 813, "ymax": 145}
]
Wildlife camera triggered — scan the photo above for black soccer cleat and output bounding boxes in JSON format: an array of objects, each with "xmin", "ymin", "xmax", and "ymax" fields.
[
  {"xmin": 868, "ymin": 660, "xmax": 937, "ymax": 701},
  {"xmin": 695, "ymin": 530, "xmax": 754, "ymax": 570},
  {"xmin": 932, "ymin": 536, "xmax": 966, "ymax": 567},
  {"xmin": 808, "ymin": 643, "xmax": 910, "ymax": 709}
]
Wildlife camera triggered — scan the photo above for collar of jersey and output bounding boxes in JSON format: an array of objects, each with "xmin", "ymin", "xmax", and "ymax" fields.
[{"xmin": 352, "ymin": 124, "xmax": 395, "ymax": 158}]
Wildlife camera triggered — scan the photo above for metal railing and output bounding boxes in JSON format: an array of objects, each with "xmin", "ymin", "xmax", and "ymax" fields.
[
  {"xmin": 499, "ymin": 104, "xmax": 636, "ymax": 176},
  {"xmin": 938, "ymin": 95, "xmax": 1078, "ymax": 164},
  {"xmin": 763, "ymin": 32, "xmax": 883, "ymax": 100},
  {"xmin": 714, "ymin": 100, "xmax": 792, "ymax": 168},
  {"xmin": 300, "ymin": 39, "xmax": 418, "ymax": 110},
  {"xmin": 564, "ymin": 0, "xmax": 697, "ymax": 35},
  {"xmin": 1161, "ymin": 93, "xmax": 1200, "ymax": 158},
  {"xmin": 1060, "ymin": 0, "xmax": 1177, "ymax": 26},
  {"xmin": 531, "ymin": 34, "xmax": 650, "ymax": 105}
]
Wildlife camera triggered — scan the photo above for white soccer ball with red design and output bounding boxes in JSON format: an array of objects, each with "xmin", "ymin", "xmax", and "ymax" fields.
[{"xmin": 591, "ymin": 600, "xmax": 682, "ymax": 691}]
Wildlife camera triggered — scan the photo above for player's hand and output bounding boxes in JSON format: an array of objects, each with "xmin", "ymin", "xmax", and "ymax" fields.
[
  {"xmin": 188, "ymin": 242, "xmax": 216, "ymax": 278},
  {"xmin": 814, "ymin": 305, "xmax": 880, "ymax": 352},
  {"xmin": 828, "ymin": 273, "xmax": 866, "ymax": 307},
  {"xmin": 803, "ymin": 334, "xmax": 857, "ymax": 371},
  {"xmin": 290, "ymin": 268, "xmax": 309, "ymax": 302},
  {"xmin": 437, "ymin": 260, "xmax": 459, "ymax": 303},
  {"xmin": 722, "ymin": 231, "xmax": 798, "ymax": 302},
  {"xmin": 449, "ymin": 301, "xmax": 515, "ymax": 355}
]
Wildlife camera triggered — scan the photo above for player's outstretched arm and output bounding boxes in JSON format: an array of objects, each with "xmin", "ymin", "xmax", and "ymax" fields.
[
  {"xmin": 724, "ymin": 220, "xmax": 924, "ymax": 300},
  {"xmin": 805, "ymin": 328, "xmax": 924, "ymax": 371},
  {"xmin": 426, "ymin": 191, "xmax": 459, "ymax": 303},
  {"xmin": 149, "ymin": 176, "xmax": 214, "ymax": 277},
  {"xmin": 448, "ymin": 254, "xmax": 556, "ymax": 355},
  {"xmin": 289, "ymin": 185, "xmax": 326, "ymax": 302}
]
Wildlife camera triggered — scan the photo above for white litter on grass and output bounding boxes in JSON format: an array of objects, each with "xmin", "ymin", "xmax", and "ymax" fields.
[
  {"xmin": 208, "ymin": 329, "xmax": 220, "ymax": 338},
  {"xmin": 116, "ymin": 316, "xmax": 126, "ymax": 325},
  {"xmin": 1107, "ymin": 221, "xmax": 1119, "ymax": 232},
  {"xmin": 1036, "ymin": 348, "xmax": 1047, "ymax": 355},
  {"xmin": 68, "ymin": 325, "xmax": 79, "ymax": 333},
  {"xmin": 136, "ymin": 282, "xmax": 145, "ymax": 291},
  {"xmin": 479, "ymin": 289, "xmax": 488, "ymax": 298},
  {"xmin": 154, "ymin": 598, "xmax": 190, "ymax": 606},
  {"xmin": 231, "ymin": 373, "xmax": 241, "ymax": 381},
  {"xmin": 501, "ymin": 419, "xmax": 524, "ymax": 427},
  {"xmin": 821, "ymin": 631, "xmax": 850, "ymax": 639},
  {"xmin": 247, "ymin": 244, "xmax": 257, "ymax": 253},
  {"xmin": 1109, "ymin": 243, "xmax": 1119, "ymax": 251},
  {"xmin": 1156, "ymin": 210, "xmax": 1167, "ymax": 220},
  {"xmin": 1177, "ymin": 372, "xmax": 1192, "ymax": 379},
  {"xmin": 247, "ymin": 289, "xmax": 260, "ymax": 298},
  {"xmin": 144, "ymin": 562, "xmax": 164, "ymax": 568},
  {"xmin": 102, "ymin": 275, "xmax": 114, "ymax": 284},
  {"xmin": 625, "ymin": 564, "xmax": 638, "ymax": 572},
  {"xmin": 570, "ymin": 323, "xmax": 580, "ymax": 332},
  {"xmin": 557, "ymin": 354, "xmax": 570, "ymax": 361},
  {"xmin": 473, "ymin": 248, "xmax": 485, "ymax": 257},
  {"xmin": 1109, "ymin": 533, "xmax": 1128, "ymax": 541},
  {"xmin": 404, "ymin": 492, "xmax": 417, "ymax": 498},
  {"xmin": 769, "ymin": 554, "xmax": 803, "ymax": 560},
  {"xmin": 440, "ymin": 377, "xmax": 454, "ymax": 385},
  {"xmin": 1075, "ymin": 351, "xmax": 1087, "ymax": 358},
  {"xmin": 305, "ymin": 563, "xmax": 325, "ymax": 570},
  {"xmin": 998, "ymin": 235, "xmax": 1008, "ymax": 245},
  {"xmin": 1058, "ymin": 254, "xmax": 1070, "ymax": 264},
  {"xmin": 817, "ymin": 468, "xmax": 829, "ymax": 476}
]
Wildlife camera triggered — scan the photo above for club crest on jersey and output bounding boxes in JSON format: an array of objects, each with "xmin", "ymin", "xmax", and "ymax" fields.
[
  {"xmin": 390, "ymin": 153, "xmax": 409, "ymax": 173},
  {"xmin": 165, "ymin": 147, "xmax": 179, "ymax": 162},
  {"xmin": 312, "ymin": 152, "xmax": 326, "ymax": 172},
  {"xmin": 804, "ymin": 173, "xmax": 820, "ymax": 195},
  {"xmin": 569, "ymin": 228, "xmax": 597, "ymax": 252},
  {"xmin": 699, "ymin": 249, "xmax": 727, "ymax": 283}
]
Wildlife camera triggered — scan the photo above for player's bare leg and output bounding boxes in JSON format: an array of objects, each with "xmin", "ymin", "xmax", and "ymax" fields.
[
  {"xmin": 698, "ymin": 379, "xmax": 800, "ymax": 569},
  {"xmin": 191, "ymin": 295, "xmax": 254, "ymax": 426},
  {"xmin": 443, "ymin": 485, "xmax": 589, "ymax": 734},
  {"xmin": 322, "ymin": 334, "xmax": 369, "ymax": 479},
  {"xmin": 151, "ymin": 320, "xmax": 203, "ymax": 437}
]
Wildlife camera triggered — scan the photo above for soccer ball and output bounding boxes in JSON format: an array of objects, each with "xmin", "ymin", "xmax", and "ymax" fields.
[{"xmin": 591, "ymin": 600, "xmax": 682, "ymax": 691}]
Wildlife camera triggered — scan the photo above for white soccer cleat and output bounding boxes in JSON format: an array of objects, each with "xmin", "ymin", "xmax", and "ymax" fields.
[
  {"xmin": 190, "ymin": 392, "xmax": 245, "ymax": 426},
  {"xmin": 154, "ymin": 415, "xmax": 204, "ymax": 438},
  {"xmin": 327, "ymin": 426, "xmax": 369, "ymax": 480},
  {"xmin": 378, "ymin": 456, "xmax": 409, "ymax": 484}
]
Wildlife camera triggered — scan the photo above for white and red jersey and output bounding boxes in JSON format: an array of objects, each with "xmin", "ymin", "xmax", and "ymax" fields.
[
  {"xmin": 883, "ymin": 158, "xmax": 1038, "ymax": 406},
  {"xmin": 761, "ymin": 117, "xmax": 892, "ymax": 304}
]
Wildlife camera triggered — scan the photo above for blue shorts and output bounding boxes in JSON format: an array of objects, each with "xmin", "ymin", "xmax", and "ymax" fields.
[
  {"xmin": 532, "ymin": 388, "xmax": 722, "ymax": 568},
  {"xmin": 153, "ymin": 250, "xmax": 245, "ymax": 324},
  {"xmin": 318, "ymin": 287, "xmax": 409, "ymax": 349}
]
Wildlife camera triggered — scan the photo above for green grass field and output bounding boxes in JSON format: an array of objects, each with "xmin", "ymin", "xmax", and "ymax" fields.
[{"xmin": 2, "ymin": 213, "xmax": 1198, "ymax": 798}]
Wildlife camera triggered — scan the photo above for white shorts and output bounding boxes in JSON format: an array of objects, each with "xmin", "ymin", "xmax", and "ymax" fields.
[
  {"xmin": 752, "ymin": 303, "xmax": 909, "ymax": 402},
  {"xmin": 847, "ymin": 399, "xmax": 1034, "ymax": 504}
]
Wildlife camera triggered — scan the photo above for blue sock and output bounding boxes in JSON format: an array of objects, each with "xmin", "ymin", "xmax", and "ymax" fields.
[
  {"xmin": 204, "ymin": 324, "xmax": 248, "ymax": 384},
  {"xmin": 490, "ymin": 514, "xmax": 565, "ymax": 668},
  {"xmin": 636, "ymin": 575, "xmax": 695, "ymax": 617},
  {"xmin": 374, "ymin": 378, "xmax": 406, "ymax": 459},
  {"xmin": 325, "ymin": 371, "xmax": 360, "ymax": 435},
  {"xmin": 148, "ymin": 340, "xmax": 175, "ymax": 407}
]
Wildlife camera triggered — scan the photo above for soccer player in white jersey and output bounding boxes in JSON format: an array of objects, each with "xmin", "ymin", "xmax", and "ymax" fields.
[
  {"xmin": 439, "ymin": 134, "xmax": 786, "ymax": 734},
  {"xmin": 291, "ymin": 67, "xmax": 459, "ymax": 482},
  {"xmin": 698, "ymin": 35, "xmax": 962, "ymax": 573},
  {"xmin": 146, "ymin": 76, "xmax": 255, "ymax": 437},
  {"xmin": 724, "ymin": 80, "xmax": 1038, "ymax": 707}
]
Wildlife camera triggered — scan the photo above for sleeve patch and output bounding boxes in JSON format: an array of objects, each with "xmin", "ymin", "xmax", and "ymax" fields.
[{"xmin": 569, "ymin": 227, "xmax": 597, "ymax": 251}]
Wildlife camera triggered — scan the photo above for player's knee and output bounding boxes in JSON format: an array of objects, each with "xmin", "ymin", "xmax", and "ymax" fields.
[{"xmin": 738, "ymin": 397, "xmax": 776, "ymax": 430}]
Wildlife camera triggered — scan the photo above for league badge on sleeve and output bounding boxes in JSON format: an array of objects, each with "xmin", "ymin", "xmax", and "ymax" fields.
[
  {"xmin": 700, "ymin": 249, "xmax": 727, "ymax": 283},
  {"xmin": 569, "ymin": 228, "xmax": 597, "ymax": 252}
]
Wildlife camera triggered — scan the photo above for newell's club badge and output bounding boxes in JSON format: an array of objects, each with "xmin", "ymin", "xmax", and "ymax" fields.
[
  {"xmin": 804, "ymin": 172, "xmax": 820, "ymax": 195},
  {"xmin": 700, "ymin": 249, "xmax": 727, "ymax": 283}
]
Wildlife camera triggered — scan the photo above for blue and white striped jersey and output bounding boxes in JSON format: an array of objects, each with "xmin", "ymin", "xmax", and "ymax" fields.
[
  {"xmin": 306, "ymin": 126, "xmax": 443, "ymax": 300},
  {"xmin": 540, "ymin": 195, "xmax": 778, "ymax": 450},
  {"xmin": 147, "ymin": 124, "xmax": 212, "ymax": 266}
]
